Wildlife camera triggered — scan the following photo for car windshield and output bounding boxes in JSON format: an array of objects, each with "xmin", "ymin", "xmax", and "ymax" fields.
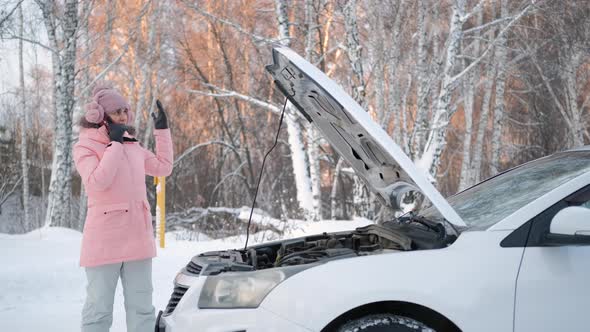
[{"xmin": 418, "ymin": 151, "xmax": 590, "ymax": 230}]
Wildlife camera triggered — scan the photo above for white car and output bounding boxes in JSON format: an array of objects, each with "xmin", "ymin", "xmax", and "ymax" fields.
[{"xmin": 156, "ymin": 46, "xmax": 590, "ymax": 332}]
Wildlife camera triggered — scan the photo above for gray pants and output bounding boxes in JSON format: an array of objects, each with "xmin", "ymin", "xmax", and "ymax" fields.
[{"xmin": 81, "ymin": 258, "xmax": 155, "ymax": 332}]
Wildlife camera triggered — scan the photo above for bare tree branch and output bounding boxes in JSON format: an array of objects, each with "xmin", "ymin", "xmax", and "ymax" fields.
[
  {"xmin": 460, "ymin": 0, "xmax": 485, "ymax": 22},
  {"xmin": 313, "ymin": 42, "xmax": 344, "ymax": 66},
  {"xmin": 463, "ymin": 16, "xmax": 513, "ymax": 35},
  {"xmin": 210, "ymin": 161, "xmax": 248, "ymax": 199},
  {"xmin": 530, "ymin": 52, "xmax": 574, "ymax": 129},
  {"xmin": 183, "ymin": 0, "xmax": 277, "ymax": 44},
  {"xmin": 3, "ymin": 34, "xmax": 57, "ymax": 54},
  {"xmin": 174, "ymin": 140, "xmax": 240, "ymax": 166},
  {"xmin": 186, "ymin": 85, "xmax": 281, "ymax": 115},
  {"xmin": 0, "ymin": 0, "xmax": 24, "ymax": 29},
  {"xmin": 78, "ymin": 0, "xmax": 150, "ymax": 96},
  {"xmin": 450, "ymin": 2, "xmax": 535, "ymax": 87},
  {"xmin": 0, "ymin": 175, "xmax": 22, "ymax": 208},
  {"xmin": 78, "ymin": 41, "xmax": 130, "ymax": 96}
]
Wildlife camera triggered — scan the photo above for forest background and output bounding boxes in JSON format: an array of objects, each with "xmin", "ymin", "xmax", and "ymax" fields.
[{"xmin": 0, "ymin": 0, "xmax": 588, "ymax": 238}]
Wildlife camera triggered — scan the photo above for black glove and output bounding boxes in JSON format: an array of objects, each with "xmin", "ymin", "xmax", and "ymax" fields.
[
  {"xmin": 108, "ymin": 123, "xmax": 128, "ymax": 143},
  {"xmin": 152, "ymin": 99, "xmax": 169, "ymax": 129}
]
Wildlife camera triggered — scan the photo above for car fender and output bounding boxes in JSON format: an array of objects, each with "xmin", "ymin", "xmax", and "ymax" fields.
[{"xmin": 260, "ymin": 230, "xmax": 523, "ymax": 332}]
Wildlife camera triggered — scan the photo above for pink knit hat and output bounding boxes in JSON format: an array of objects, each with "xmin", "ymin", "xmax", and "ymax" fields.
[{"xmin": 84, "ymin": 82, "xmax": 134, "ymax": 125}]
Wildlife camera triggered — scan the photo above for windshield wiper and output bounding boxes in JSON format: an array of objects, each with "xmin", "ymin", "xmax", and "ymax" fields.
[{"xmin": 397, "ymin": 212, "xmax": 460, "ymax": 238}]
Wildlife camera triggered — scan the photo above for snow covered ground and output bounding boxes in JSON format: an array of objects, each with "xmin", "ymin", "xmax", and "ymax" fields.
[{"xmin": 0, "ymin": 218, "xmax": 372, "ymax": 331}]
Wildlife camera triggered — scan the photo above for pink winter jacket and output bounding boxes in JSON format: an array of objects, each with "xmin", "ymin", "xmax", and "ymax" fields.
[{"xmin": 73, "ymin": 126, "xmax": 173, "ymax": 267}]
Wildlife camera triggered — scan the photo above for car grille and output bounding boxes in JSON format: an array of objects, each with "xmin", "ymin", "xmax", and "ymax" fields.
[
  {"xmin": 186, "ymin": 261, "xmax": 202, "ymax": 275},
  {"xmin": 164, "ymin": 285, "xmax": 189, "ymax": 315}
]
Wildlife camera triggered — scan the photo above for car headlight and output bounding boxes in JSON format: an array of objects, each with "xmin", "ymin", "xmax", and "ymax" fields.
[{"xmin": 198, "ymin": 265, "xmax": 311, "ymax": 309}]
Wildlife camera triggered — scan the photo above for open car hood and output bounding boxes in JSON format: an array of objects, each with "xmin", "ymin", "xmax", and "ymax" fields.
[{"xmin": 266, "ymin": 46, "xmax": 466, "ymax": 227}]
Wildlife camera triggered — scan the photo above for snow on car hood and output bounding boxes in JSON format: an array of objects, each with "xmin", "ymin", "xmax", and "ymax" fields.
[{"xmin": 266, "ymin": 46, "xmax": 466, "ymax": 227}]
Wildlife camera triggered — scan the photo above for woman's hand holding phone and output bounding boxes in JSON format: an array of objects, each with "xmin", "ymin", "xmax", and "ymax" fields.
[{"xmin": 108, "ymin": 123, "xmax": 128, "ymax": 143}]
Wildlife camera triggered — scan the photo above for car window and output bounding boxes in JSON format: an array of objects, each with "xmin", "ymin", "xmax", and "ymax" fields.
[{"xmin": 419, "ymin": 151, "xmax": 590, "ymax": 230}]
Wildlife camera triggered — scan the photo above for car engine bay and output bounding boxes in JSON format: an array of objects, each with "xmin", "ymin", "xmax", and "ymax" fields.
[{"xmin": 184, "ymin": 216, "xmax": 458, "ymax": 276}]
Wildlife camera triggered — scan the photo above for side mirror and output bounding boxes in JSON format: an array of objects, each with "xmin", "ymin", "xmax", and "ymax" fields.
[{"xmin": 545, "ymin": 206, "xmax": 590, "ymax": 245}]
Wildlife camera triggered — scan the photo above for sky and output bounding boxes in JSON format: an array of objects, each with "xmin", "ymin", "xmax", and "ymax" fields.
[{"xmin": 0, "ymin": 1, "xmax": 52, "ymax": 96}]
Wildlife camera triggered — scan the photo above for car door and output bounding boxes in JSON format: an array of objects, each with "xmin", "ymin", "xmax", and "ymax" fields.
[{"xmin": 513, "ymin": 185, "xmax": 590, "ymax": 331}]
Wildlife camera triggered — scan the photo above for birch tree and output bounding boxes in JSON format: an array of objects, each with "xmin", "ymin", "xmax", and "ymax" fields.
[
  {"xmin": 411, "ymin": 0, "xmax": 430, "ymax": 158},
  {"xmin": 417, "ymin": 0, "xmax": 466, "ymax": 178},
  {"xmin": 385, "ymin": 1, "xmax": 408, "ymax": 151},
  {"xmin": 305, "ymin": 0, "xmax": 322, "ymax": 220},
  {"xmin": 275, "ymin": 0, "xmax": 315, "ymax": 219},
  {"xmin": 18, "ymin": 3, "xmax": 29, "ymax": 228},
  {"xmin": 343, "ymin": 0, "xmax": 370, "ymax": 218},
  {"xmin": 367, "ymin": 0, "xmax": 385, "ymax": 124},
  {"xmin": 472, "ymin": 59, "xmax": 496, "ymax": 183},
  {"xmin": 102, "ymin": 0, "xmax": 115, "ymax": 66},
  {"xmin": 458, "ymin": 8, "xmax": 485, "ymax": 191},
  {"xmin": 491, "ymin": 0, "xmax": 509, "ymax": 174},
  {"xmin": 37, "ymin": 0, "xmax": 79, "ymax": 228},
  {"xmin": 77, "ymin": 0, "xmax": 92, "ymax": 229},
  {"xmin": 135, "ymin": 1, "xmax": 158, "ymax": 131}
]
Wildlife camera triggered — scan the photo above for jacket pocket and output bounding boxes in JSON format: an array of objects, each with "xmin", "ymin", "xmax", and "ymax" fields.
[
  {"xmin": 85, "ymin": 202, "xmax": 130, "ymax": 230},
  {"xmin": 100, "ymin": 202, "xmax": 130, "ymax": 215}
]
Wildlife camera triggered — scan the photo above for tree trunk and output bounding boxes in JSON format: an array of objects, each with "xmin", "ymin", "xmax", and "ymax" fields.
[
  {"xmin": 330, "ymin": 157, "xmax": 344, "ymax": 220},
  {"xmin": 103, "ymin": 0, "xmax": 115, "ymax": 66},
  {"xmin": 343, "ymin": 0, "xmax": 366, "ymax": 108},
  {"xmin": 412, "ymin": 0, "xmax": 430, "ymax": 158},
  {"xmin": 472, "ymin": 65, "xmax": 495, "ymax": 183},
  {"xmin": 458, "ymin": 9, "xmax": 484, "ymax": 191},
  {"xmin": 383, "ymin": 2, "xmax": 404, "ymax": 144},
  {"xmin": 287, "ymin": 117, "xmax": 314, "ymax": 216},
  {"xmin": 491, "ymin": 0, "xmax": 508, "ymax": 175},
  {"xmin": 343, "ymin": 0, "xmax": 370, "ymax": 218},
  {"xmin": 18, "ymin": 3, "xmax": 29, "ymax": 229},
  {"xmin": 305, "ymin": 0, "xmax": 322, "ymax": 221},
  {"xmin": 306, "ymin": 123, "xmax": 321, "ymax": 220},
  {"xmin": 418, "ymin": 0, "xmax": 464, "ymax": 180},
  {"xmin": 368, "ymin": 0, "xmax": 385, "ymax": 125},
  {"xmin": 135, "ymin": 1, "xmax": 159, "ymax": 131},
  {"xmin": 458, "ymin": 70, "xmax": 474, "ymax": 191},
  {"xmin": 275, "ymin": 0, "xmax": 315, "ymax": 219},
  {"xmin": 399, "ymin": 74, "xmax": 412, "ymax": 154},
  {"xmin": 41, "ymin": 0, "xmax": 79, "ymax": 228},
  {"xmin": 564, "ymin": 51, "xmax": 584, "ymax": 147},
  {"xmin": 38, "ymin": 0, "xmax": 61, "ymax": 227},
  {"xmin": 77, "ymin": 0, "xmax": 92, "ymax": 230}
]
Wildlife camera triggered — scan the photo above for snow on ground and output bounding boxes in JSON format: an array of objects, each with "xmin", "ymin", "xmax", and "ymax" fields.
[{"xmin": 0, "ymin": 218, "xmax": 372, "ymax": 331}]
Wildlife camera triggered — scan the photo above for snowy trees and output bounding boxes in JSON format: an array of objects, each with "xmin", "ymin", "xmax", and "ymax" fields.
[
  {"xmin": 0, "ymin": 0, "xmax": 589, "ymax": 232},
  {"xmin": 528, "ymin": 1, "xmax": 590, "ymax": 149},
  {"xmin": 415, "ymin": 0, "xmax": 534, "ymax": 183}
]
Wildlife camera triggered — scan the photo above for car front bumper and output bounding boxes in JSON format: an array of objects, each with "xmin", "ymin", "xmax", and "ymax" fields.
[
  {"xmin": 157, "ymin": 273, "xmax": 311, "ymax": 332},
  {"xmin": 158, "ymin": 305, "xmax": 312, "ymax": 332}
]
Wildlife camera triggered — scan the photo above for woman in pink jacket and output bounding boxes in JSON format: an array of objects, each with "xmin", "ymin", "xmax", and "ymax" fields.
[{"xmin": 74, "ymin": 84, "xmax": 173, "ymax": 332}]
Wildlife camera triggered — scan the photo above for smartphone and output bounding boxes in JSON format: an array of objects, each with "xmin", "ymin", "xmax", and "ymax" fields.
[{"xmin": 102, "ymin": 120, "xmax": 110, "ymax": 134}]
